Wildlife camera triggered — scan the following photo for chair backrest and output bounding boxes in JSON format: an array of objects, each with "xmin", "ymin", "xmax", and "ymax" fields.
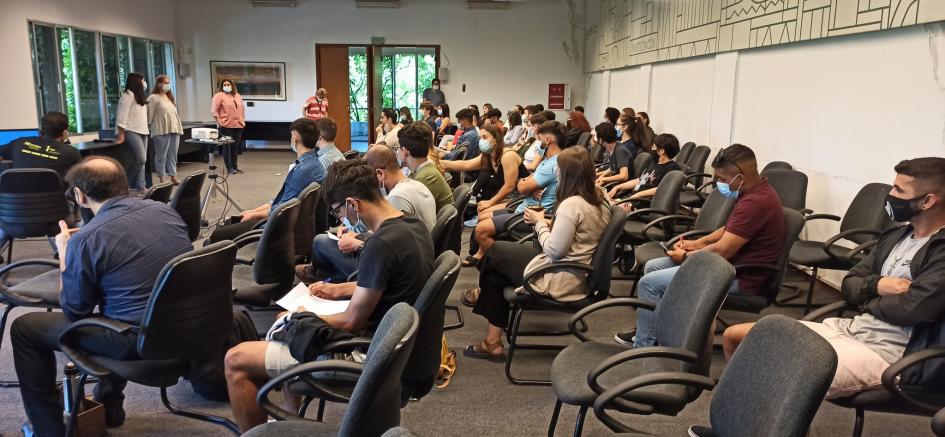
[
  {"xmin": 450, "ymin": 184, "xmax": 472, "ymax": 254},
  {"xmin": 293, "ymin": 182, "xmax": 321, "ymax": 259},
  {"xmin": 136, "ymin": 241, "xmax": 238, "ymax": 377},
  {"xmin": 0, "ymin": 168, "xmax": 69, "ymax": 238},
  {"xmin": 630, "ymin": 152, "xmax": 653, "ymax": 179},
  {"xmin": 759, "ymin": 208, "xmax": 806, "ymax": 305},
  {"xmin": 693, "ymin": 190, "xmax": 736, "ymax": 231},
  {"xmin": 343, "ymin": 150, "xmax": 361, "ymax": 160},
  {"xmin": 253, "ymin": 198, "xmax": 299, "ymax": 287},
  {"xmin": 169, "ymin": 171, "xmax": 207, "ymax": 241},
  {"xmin": 339, "ymin": 303, "xmax": 419, "ymax": 437},
  {"xmin": 710, "ymin": 314, "xmax": 836, "ymax": 437},
  {"xmin": 649, "ymin": 170, "xmax": 686, "ymax": 216},
  {"xmin": 762, "ymin": 161, "xmax": 793, "ymax": 171},
  {"xmin": 576, "ymin": 132, "xmax": 591, "ymax": 147},
  {"xmin": 686, "ymin": 145, "xmax": 711, "ymax": 176},
  {"xmin": 142, "ymin": 181, "xmax": 175, "ymax": 203},
  {"xmin": 841, "ymin": 183, "xmax": 895, "ymax": 244},
  {"xmin": 675, "ymin": 142, "xmax": 696, "ymax": 164},
  {"xmin": 401, "ymin": 251, "xmax": 460, "ymax": 402},
  {"xmin": 587, "ymin": 206, "xmax": 628, "ymax": 300},
  {"xmin": 761, "ymin": 168, "xmax": 808, "ymax": 212},
  {"xmin": 431, "ymin": 205, "xmax": 458, "ymax": 257},
  {"xmin": 653, "ymin": 252, "xmax": 735, "ymax": 374}
]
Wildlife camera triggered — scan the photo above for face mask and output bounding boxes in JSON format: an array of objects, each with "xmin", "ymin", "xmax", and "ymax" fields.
[
  {"xmin": 527, "ymin": 129, "xmax": 536, "ymax": 139},
  {"xmin": 479, "ymin": 138, "xmax": 495, "ymax": 154},
  {"xmin": 161, "ymin": 83, "xmax": 170, "ymax": 93},
  {"xmin": 379, "ymin": 183, "xmax": 388, "ymax": 198},
  {"xmin": 716, "ymin": 175, "xmax": 743, "ymax": 200},
  {"xmin": 885, "ymin": 193, "xmax": 927, "ymax": 222},
  {"xmin": 437, "ymin": 109, "xmax": 443, "ymax": 116},
  {"xmin": 342, "ymin": 201, "xmax": 368, "ymax": 233},
  {"xmin": 433, "ymin": 85, "xmax": 440, "ymax": 90},
  {"xmin": 142, "ymin": 81, "xmax": 147, "ymax": 90},
  {"xmin": 615, "ymin": 127, "xmax": 623, "ymax": 137},
  {"xmin": 223, "ymin": 86, "xmax": 232, "ymax": 93},
  {"xmin": 290, "ymin": 138, "xmax": 297, "ymax": 153}
]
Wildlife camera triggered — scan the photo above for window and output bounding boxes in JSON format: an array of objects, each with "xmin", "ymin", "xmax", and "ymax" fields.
[
  {"xmin": 27, "ymin": 21, "xmax": 175, "ymax": 133},
  {"xmin": 379, "ymin": 47, "xmax": 437, "ymax": 122}
]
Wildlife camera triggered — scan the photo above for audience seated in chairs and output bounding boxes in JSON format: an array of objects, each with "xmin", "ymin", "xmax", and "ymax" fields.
[
  {"xmin": 434, "ymin": 103, "xmax": 452, "ymax": 137},
  {"xmin": 723, "ymin": 157, "xmax": 945, "ymax": 399},
  {"xmin": 314, "ymin": 117, "xmax": 345, "ymax": 171},
  {"xmin": 637, "ymin": 110, "xmax": 655, "ymax": 148},
  {"xmin": 420, "ymin": 102, "xmax": 438, "ymax": 132},
  {"xmin": 607, "ymin": 133, "xmax": 682, "ymax": 207},
  {"xmin": 398, "ymin": 121, "xmax": 453, "ymax": 213},
  {"xmin": 442, "ymin": 123, "xmax": 527, "ymax": 219},
  {"xmin": 503, "ymin": 110, "xmax": 525, "ymax": 146},
  {"xmin": 209, "ymin": 118, "xmax": 326, "ymax": 242},
  {"xmin": 464, "ymin": 146, "xmax": 610, "ymax": 361},
  {"xmin": 374, "ymin": 108, "xmax": 403, "ymax": 149},
  {"xmin": 462, "ymin": 121, "xmax": 570, "ymax": 270},
  {"xmin": 616, "ymin": 113, "xmax": 648, "ymax": 158},
  {"xmin": 12, "ymin": 156, "xmax": 192, "ymax": 435},
  {"xmin": 299, "ymin": 145, "xmax": 436, "ymax": 284},
  {"xmin": 593, "ymin": 121, "xmax": 631, "ymax": 186},
  {"xmin": 484, "ymin": 108, "xmax": 504, "ymax": 132},
  {"xmin": 442, "ymin": 108, "xmax": 480, "ymax": 161},
  {"xmin": 614, "ymin": 143, "xmax": 786, "ymax": 347},
  {"xmin": 224, "ymin": 159, "xmax": 434, "ymax": 433}
]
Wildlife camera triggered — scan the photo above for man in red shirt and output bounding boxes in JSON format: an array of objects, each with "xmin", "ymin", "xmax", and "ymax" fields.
[
  {"xmin": 615, "ymin": 143, "xmax": 786, "ymax": 347},
  {"xmin": 302, "ymin": 88, "xmax": 328, "ymax": 120}
]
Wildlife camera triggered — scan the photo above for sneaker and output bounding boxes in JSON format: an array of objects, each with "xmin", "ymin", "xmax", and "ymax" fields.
[
  {"xmin": 613, "ymin": 330, "xmax": 636, "ymax": 347},
  {"xmin": 463, "ymin": 216, "xmax": 478, "ymax": 228}
]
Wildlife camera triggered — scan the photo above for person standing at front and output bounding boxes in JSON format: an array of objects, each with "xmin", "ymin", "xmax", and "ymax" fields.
[
  {"xmin": 211, "ymin": 79, "xmax": 246, "ymax": 174},
  {"xmin": 303, "ymin": 88, "xmax": 328, "ymax": 121},
  {"xmin": 115, "ymin": 73, "xmax": 150, "ymax": 191},
  {"xmin": 147, "ymin": 75, "xmax": 183, "ymax": 185}
]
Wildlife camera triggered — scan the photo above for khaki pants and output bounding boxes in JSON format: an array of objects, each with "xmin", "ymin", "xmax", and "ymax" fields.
[{"xmin": 799, "ymin": 321, "xmax": 891, "ymax": 399}]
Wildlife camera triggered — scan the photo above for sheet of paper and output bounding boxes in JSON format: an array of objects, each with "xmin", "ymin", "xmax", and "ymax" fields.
[
  {"xmin": 276, "ymin": 282, "xmax": 350, "ymax": 315},
  {"xmin": 326, "ymin": 231, "xmax": 340, "ymax": 241}
]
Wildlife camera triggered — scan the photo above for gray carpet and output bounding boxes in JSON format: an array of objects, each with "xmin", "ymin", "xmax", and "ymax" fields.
[{"xmin": 0, "ymin": 151, "xmax": 934, "ymax": 436}]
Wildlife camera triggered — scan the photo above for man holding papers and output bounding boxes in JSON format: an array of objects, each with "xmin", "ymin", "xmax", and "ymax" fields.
[{"xmin": 223, "ymin": 160, "xmax": 434, "ymax": 433}]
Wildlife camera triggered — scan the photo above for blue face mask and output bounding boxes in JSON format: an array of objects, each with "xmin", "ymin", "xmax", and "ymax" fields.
[
  {"xmin": 615, "ymin": 127, "xmax": 623, "ymax": 137},
  {"xmin": 341, "ymin": 201, "xmax": 368, "ymax": 233},
  {"xmin": 716, "ymin": 175, "xmax": 743, "ymax": 199},
  {"xmin": 478, "ymin": 138, "xmax": 494, "ymax": 154}
]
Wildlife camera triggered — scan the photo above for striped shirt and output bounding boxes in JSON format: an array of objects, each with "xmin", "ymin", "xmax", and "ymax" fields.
[
  {"xmin": 316, "ymin": 143, "xmax": 345, "ymax": 171},
  {"xmin": 304, "ymin": 96, "xmax": 329, "ymax": 120}
]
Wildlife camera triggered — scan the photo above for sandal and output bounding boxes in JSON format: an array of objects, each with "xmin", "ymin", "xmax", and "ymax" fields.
[
  {"xmin": 460, "ymin": 288, "xmax": 480, "ymax": 307},
  {"xmin": 461, "ymin": 255, "xmax": 481, "ymax": 268},
  {"xmin": 462, "ymin": 339, "xmax": 505, "ymax": 362}
]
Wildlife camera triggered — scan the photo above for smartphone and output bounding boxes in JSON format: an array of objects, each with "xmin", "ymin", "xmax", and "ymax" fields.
[
  {"xmin": 526, "ymin": 204, "xmax": 544, "ymax": 212},
  {"xmin": 229, "ymin": 215, "xmax": 243, "ymax": 225}
]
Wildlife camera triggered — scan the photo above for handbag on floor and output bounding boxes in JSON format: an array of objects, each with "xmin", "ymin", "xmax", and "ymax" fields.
[{"xmin": 435, "ymin": 335, "xmax": 457, "ymax": 389}]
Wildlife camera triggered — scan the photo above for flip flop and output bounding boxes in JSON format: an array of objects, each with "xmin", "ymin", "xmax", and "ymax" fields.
[
  {"xmin": 460, "ymin": 288, "xmax": 480, "ymax": 307},
  {"xmin": 461, "ymin": 255, "xmax": 481, "ymax": 268}
]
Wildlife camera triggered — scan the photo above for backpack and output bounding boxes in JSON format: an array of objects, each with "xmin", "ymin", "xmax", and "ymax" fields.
[{"xmin": 188, "ymin": 309, "xmax": 259, "ymax": 401}]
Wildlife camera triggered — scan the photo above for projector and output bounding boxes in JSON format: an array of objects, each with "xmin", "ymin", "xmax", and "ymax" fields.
[{"xmin": 192, "ymin": 128, "xmax": 219, "ymax": 139}]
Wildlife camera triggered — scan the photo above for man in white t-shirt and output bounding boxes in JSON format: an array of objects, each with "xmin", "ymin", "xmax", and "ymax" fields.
[{"xmin": 365, "ymin": 144, "xmax": 436, "ymax": 232}]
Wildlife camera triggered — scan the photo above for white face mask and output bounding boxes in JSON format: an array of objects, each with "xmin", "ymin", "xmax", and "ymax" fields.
[
  {"xmin": 142, "ymin": 81, "xmax": 147, "ymax": 90},
  {"xmin": 433, "ymin": 85, "xmax": 440, "ymax": 90},
  {"xmin": 161, "ymin": 83, "xmax": 171, "ymax": 93},
  {"xmin": 223, "ymin": 85, "xmax": 232, "ymax": 93}
]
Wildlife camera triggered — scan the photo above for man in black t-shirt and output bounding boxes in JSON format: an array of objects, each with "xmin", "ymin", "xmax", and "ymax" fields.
[
  {"xmin": 594, "ymin": 122, "xmax": 632, "ymax": 186},
  {"xmin": 0, "ymin": 112, "xmax": 81, "ymax": 184},
  {"xmin": 607, "ymin": 133, "xmax": 681, "ymax": 202},
  {"xmin": 224, "ymin": 159, "xmax": 434, "ymax": 433}
]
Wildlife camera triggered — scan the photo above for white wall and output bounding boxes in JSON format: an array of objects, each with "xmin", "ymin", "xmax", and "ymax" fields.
[
  {"xmin": 0, "ymin": 0, "xmax": 177, "ymax": 130},
  {"xmin": 584, "ymin": 24, "xmax": 945, "ymax": 287},
  {"xmin": 174, "ymin": 0, "xmax": 585, "ymax": 123}
]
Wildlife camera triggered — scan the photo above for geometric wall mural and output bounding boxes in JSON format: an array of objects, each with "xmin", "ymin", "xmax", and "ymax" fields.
[{"xmin": 586, "ymin": 0, "xmax": 945, "ymax": 72}]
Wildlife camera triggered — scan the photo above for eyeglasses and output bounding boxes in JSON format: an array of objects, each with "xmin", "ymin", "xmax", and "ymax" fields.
[{"xmin": 330, "ymin": 202, "xmax": 347, "ymax": 220}]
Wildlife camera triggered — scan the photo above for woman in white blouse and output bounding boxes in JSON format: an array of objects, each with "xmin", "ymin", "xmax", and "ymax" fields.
[
  {"xmin": 115, "ymin": 73, "xmax": 150, "ymax": 190},
  {"xmin": 147, "ymin": 75, "xmax": 184, "ymax": 185}
]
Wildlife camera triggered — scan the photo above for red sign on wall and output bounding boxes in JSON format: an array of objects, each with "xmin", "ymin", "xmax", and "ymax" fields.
[{"xmin": 548, "ymin": 83, "xmax": 567, "ymax": 110}]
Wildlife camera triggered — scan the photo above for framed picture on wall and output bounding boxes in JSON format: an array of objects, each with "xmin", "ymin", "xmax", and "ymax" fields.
[{"xmin": 210, "ymin": 61, "xmax": 286, "ymax": 101}]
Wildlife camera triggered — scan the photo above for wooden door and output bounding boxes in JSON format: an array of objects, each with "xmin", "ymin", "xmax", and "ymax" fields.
[{"xmin": 316, "ymin": 46, "xmax": 351, "ymax": 152}]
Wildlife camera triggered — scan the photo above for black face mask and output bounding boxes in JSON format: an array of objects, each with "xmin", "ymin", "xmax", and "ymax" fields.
[{"xmin": 885, "ymin": 193, "xmax": 928, "ymax": 222}]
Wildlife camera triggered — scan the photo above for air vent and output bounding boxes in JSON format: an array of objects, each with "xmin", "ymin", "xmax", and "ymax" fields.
[
  {"xmin": 250, "ymin": 0, "xmax": 296, "ymax": 6},
  {"xmin": 356, "ymin": 0, "xmax": 400, "ymax": 7},
  {"xmin": 467, "ymin": 0, "xmax": 512, "ymax": 9}
]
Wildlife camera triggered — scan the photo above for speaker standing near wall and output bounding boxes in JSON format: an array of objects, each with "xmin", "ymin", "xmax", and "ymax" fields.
[{"xmin": 211, "ymin": 78, "xmax": 246, "ymax": 174}]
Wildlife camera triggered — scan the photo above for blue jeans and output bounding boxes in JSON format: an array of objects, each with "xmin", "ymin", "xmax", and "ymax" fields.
[
  {"xmin": 124, "ymin": 131, "xmax": 148, "ymax": 189},
  {"xmin": 312, "ymin": 233, "xmax": 360, "ymax": 282},
  {"xmin": 634, "ymin": 257, "xmax": 739, "ymax": 347},
  {"xmin": 152, "ymin": 133, "xmax": 179, "ymax": 178}
]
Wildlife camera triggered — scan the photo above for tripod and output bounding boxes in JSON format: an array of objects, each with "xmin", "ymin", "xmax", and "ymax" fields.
[{"xmin": 197, "ymin": 140, "xmax": 243, "ymax": 227}]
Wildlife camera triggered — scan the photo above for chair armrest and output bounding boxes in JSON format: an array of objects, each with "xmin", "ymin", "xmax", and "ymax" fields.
[
  {"xmin": 804, "ymin": 213, "xmax": 841, "ymax": 222},
  {"xmin": 346, "ymin": 270, "xmax": 359, "ymax": 282},
  {"xmin": 321, "ymin": 336, "xmax": 373, "ymax": 354},
  {"xmin": 520, "ymin": 262, "xmax": 593, "ymax": 296},
  {"xmin": 665, "ymin": 230, "xmax": 714, "ymax": 247},
  {"xmin": 642, "ymin": 215, "xmax": 695, "ymax": 243},
  {"xmin": 232, "ymin": 229, "xmax": 264, "ymax": 247},
  {"xmin": 844, "ymin": 239, "xmax": 878, "ymax": 265},
  {"xmin": 257, "ymin": 360, "xmax": 364, "ymax": 421},
  {"xmin": 613, "ymin": 197, "xmax": 653, "ymax": 207},
  {"xmin": 685, "ymin": 173, "xmax": 713, "ymax": 184},
  {"xmin": 587, "ymin": 346, "xmax": 699, "ymax": 395},
  {"xmin": 800, "ymin": 208, "xmax": 814, "ymax": 216},
  {"xmin": 880, "ymin": 347, "xmax": 945, "ymax": 413},
  {"xmin": 823, "ymin": 228, "xmax": 883, "ymax": 264},
  {"xmin": 624, "ymin": 208, "xmax": 670, "ymax": 223},
  {"xmin": 250, "ymin": 219, "xmax": 267, "ymax": 231},
  {"xmin": 592, "ymin": 371, "xmax": 715, "ymax": 433},
  {"xmin": 0, "ymin": 259, "xmax": 61, "ymax": 306},
  {"xmin": 568, "ymin": 298, "xmax": 656, "ymax": 342},
  {"xmin": 58, "ymin": 317, "xmax": 139, "ymax": 378},
  {"xmin": 801, "ymin": 301, "xmax": 858, "ymax": 322},
  {"xmin": 933, "ymin": 407, "xmax": 945, "ymax": 436}
]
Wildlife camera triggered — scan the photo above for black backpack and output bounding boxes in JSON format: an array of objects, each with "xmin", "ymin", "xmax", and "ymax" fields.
[{"xmin": 188, "ymin": 309, "xmax": 259, "ymax": 401}]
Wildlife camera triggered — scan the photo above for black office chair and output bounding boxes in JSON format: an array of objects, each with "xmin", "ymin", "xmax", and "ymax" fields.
[
  {"xmin": 231, "ymin": 199, "xmax": 299, "ymax": 308},
  {"xmin": 446, "ymin": 184, "xmax": 473, "ymax": 330},
  {"xmin": 684, "ymin": 145, "xmax": 711, "ymax": 176},
  {"xmin": 292, "ymin": 252, "xmax": 461, "ymax": 421},
  {"xmin": 685, "ymin": 315, "xmax": 837, "ymax": 437},
  {"xmin": 246, "ymin": 303, "xmax": 419, "ymax": 437},
  {"xmin": 615, "ymin": 170, "xmax": 686, "ymax": 275},
  {"xmin": 58, "ymin": 241, "xmax": 240, "ymax": 434},
  {"xmin": 502, "ymin": 206, "xmax": 627, "ymax": 386},
  {"xmin": 762, "ymin": 168, "xmax": 810, "ymax": 213},
  {"xmin": 239, "ymin": 183, "xmax": 322, "ymax": 265},
  {"xmin": 786, "ymin": 183, "xmax": 893, "ymax": 314},
  {"xmin": 0, "ymin": 168, "xmax": 71, "ymax": 263},
  {"xmin": 630, "ymin": 152, "xmax": 653, "ymax": 179},
  {"xmin": 674, "ymin": 142, "xmax": 695, "ymax": 164},
  {"xmin": 169, "ymin": 171, "xmax": 207, "ymax": 241},
  {"xmin": 576, "ymin": 132, "xmax": 591, "ymax": 147},
  {"xmin": 431, "ymin": 205, "xmax": 458, "ymax": 258},
  {"xmin": 762, "ymin": 160, "xmax": 793, "ymax": 171},
  {"xmin": 142, "ymin": 180, "xmax": 174, "ymax": 203},
  {"xmin": 548, "ymin": 252, "xmax": 735, "ymax": 437}
]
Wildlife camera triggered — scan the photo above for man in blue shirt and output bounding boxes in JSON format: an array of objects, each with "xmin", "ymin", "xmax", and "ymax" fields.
[
  {"xmin": 443, "ymin": 108, "xmax": 480, "ymax": 161},
  {"xmin": 12, "ymin": 156, "xmax": 193, "ymax": 435},
  {"xmin": 314, "ymin": 117, "xmax": 345, "ymax": 171},
  {"xmin": 209, "ymin": 118, "xmax": 326, "ymax": 242}
]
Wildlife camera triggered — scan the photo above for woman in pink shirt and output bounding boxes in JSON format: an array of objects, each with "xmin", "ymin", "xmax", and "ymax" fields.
[{"xmin": 211, "ymin": 79, "xmax": 246, "ymax": 174}]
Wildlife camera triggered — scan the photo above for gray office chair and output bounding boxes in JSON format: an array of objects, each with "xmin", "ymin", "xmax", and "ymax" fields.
[
  {"xmin": 615, "ymin": 170, "xmax": 686, "ymax": 275},
  {"xmin": 245, "ymin": 303, "xmax": 419, "ymax": 437},
  {"xmin": 231, "ymin": 198, "xmax": 299, "ymax": 308},
  {"xmin": 0, "ymin": 168, "xmax": 71, "ymax": 262},
  {"xmin": 630, "ymin": 152, "xmax": 653, "ymax": 179},
  {"xmin": 576, "ymin": 132, "xmax": 591, "ymax": 147},
  {"xmin": 786, "ymin": 183, "xmax": 893, "ymax": 314},
  {"xmin": 59, "ymin": 241, "xmax": 240, "ymax": 434},
  {"xmin": 762, "ymin": 161, "xmax": 793, "ymax": 171},
  {"xmin": 547, "ymin": 252, "xmax": 735, "ymax": 437},
  {"xmin": 169, "ymin": 170, "xmax": 207, "ymax": 241},
  {"xmin": 238, "ymin": 183, "xmax": 321, "ymax": 264},
  {"xmin": 142, "ymin": 180, "xmax": 174, "ymax": 203},
  {"xmin": 431, "ymin": 205, "xmax": 458, "ymax": 258},
  {"xmin": 761, "ymin": 168, "xmax": 810, "ymax": 213},
  {"xmin": 674, "ymin": 142, "xmax": 695, "ymax": 164},
  {"xmin": 685, "ymin": 315, "xmax": 837, "ymax": 437}
]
